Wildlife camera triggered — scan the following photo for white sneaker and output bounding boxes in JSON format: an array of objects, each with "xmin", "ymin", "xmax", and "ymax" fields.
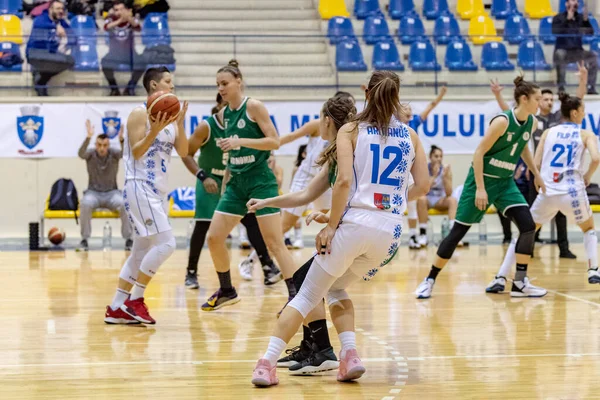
[
  {"xmin": 415, "ymin": 278, "xmax": 435, "ymax": 299},
  {"xmin": 510, "ymin": 277, "xmax": 547, "ymax": 298},
  {"xmin": 238, "ymin": 257, "xmax": 254, "ymax": 281},
  {"xmin": 408, "ymin": 235, "xmax": 421, "ymax": 249},
  {"xmin": 588, "ymin": 268, "xmax": 600, "ymax": 284},
  {"xmin": 485, "ymin": 276, "xmax": 506, "ymax": 293},
  {"xmin": 293, "ymin": 238, "xmax": 304, "ymax": 249},
  {"xmin": 418, "ymin": 234, "xmax": 428, "ymax": 247}
]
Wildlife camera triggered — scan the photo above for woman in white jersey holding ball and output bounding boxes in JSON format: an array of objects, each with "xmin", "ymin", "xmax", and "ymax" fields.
[{"xmin": 250, "ymin": 70, "xmax": 430, "ymax": 387}]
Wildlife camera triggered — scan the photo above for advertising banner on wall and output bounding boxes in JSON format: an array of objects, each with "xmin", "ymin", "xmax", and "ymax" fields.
[{"xmin": 0, "ymin": 100, "xmax": 598, "ymax": 157}]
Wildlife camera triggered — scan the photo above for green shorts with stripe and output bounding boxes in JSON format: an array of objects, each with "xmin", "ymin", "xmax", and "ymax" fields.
[
  {"xmin": 194, "ymin": 176, "xmax": 223, "ymax": 220},
  {"xmin": 216, "ymin": 164, "xmax": 280, "ymax": 217},
  {"xmin": 456, "ymin": 167, "xmax": 528, "ymax": 225}
]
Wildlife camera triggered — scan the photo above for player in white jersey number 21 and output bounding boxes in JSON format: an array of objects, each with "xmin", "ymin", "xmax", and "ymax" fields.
[
  {"xmin": 488, "ymin": 92, "xmax": 600, "ymax": 291},
  {"xmin": 104, "ymin": 67, "xmax": 189, "ymax": 325}
]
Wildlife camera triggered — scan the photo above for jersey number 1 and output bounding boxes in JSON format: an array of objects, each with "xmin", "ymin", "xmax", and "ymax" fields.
[
  {"xmin": 370, "ymin": 144, "xmax": 402, "ymax": 186},
  {"xmin": 550, "ymin": 143, "xmax": 574, "ymax": 167}
]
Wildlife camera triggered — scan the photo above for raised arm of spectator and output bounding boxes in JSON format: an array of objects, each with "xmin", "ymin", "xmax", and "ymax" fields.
[
  {"xmin": 419, "ymin": 86, "xmax": 447, "ymax": 121},
  {"xmin": 490, "ymin": 79, "xmax": 511, "ymax": 111},
  {"xmin": 78, "ymin": 120, "xmax": 94, "ymax": 160},
  {"xmin": 580, "ymin": 7, "xmax": 594, "ymax": 34}
]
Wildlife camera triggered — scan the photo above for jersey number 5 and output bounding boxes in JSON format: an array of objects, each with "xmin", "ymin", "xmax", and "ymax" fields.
[
  {"xmin": 370, "ymin": 144, "xmax": 403, "ymax": 186},
  {"xmin": 161, "ymin": 159, "xmax": 167, "ymax": 172},
  {"xmin": 550, "ymin": 143, "xmax": 574, "ymax": 168}
]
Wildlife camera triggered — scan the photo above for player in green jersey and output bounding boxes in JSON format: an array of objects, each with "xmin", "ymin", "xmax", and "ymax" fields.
[
  {"xmin": 182, "ymin": 94, "xmax": 283, "ymax": 290},
  {"xmin": 415, "ymin": 75, "xmax": 548, "ymax": 300},
  {"xmin": 201, "ymin": 60, "xmax": 298, "ymax": 312}
]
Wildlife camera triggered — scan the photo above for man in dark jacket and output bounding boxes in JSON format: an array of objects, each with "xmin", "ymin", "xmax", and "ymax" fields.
[
  {"xmin": 26, "ymin": 0, "xmax": 75, "ymax": 96},
  {"xmin": 552, "ymin": 0, "xmax": 598, "ymax": 94}
]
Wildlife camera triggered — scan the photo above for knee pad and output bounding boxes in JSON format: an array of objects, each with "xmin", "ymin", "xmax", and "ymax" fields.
[
  {"xmin": 119, "ymin": 254, "xmax": 141, "ymax": 284},
  {"xmin": 407, "ymin": 200, "xmax": 417, "ymax": 220},
  {"xmin": 515, "ymin": 229, "xmax": 536, "ymax": 256},
  {"xmin": 327, "ymin": 289, "xmax": 350, "ymax": 308},
  {"xmin": 288, "ymin": 285, "xmax": 323, "ymax": 319},
  {"xmin": 139, "ymin": 232, "xmax": 176, "ymax": 277},
  {"xmin": 293, "ymin": 256, "xmax": 315, "ymax": 292},
  {"xmin": 436, "ymin": 222, "xmax": 470, "ymax": 259}
]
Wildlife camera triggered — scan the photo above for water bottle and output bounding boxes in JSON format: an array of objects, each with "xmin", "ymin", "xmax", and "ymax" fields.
[
  {"xmin": 479, "ymin": 219, "xmax": 487, "ymax": 246},
  {"xmin": 103, "ymin": 221, "xmax": 112, "ymax": 251},
  {"xmin": 441, "ymin": 217, "xmax": 450, "ymax": 240},
  {"xmin": 427, "ymin": 219, "xmax": 434, "ymax": 245},
  {"xmin": 186, "ymin": 220, "xmax": 194, "ymax": 249}
]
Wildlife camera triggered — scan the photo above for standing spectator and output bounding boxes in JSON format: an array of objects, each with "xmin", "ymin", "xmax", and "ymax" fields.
[
  {"xmin": 552, "ymin": 0, "xmax": 598, "ymax": 94},
  {"xmin": 77, "ymin": 119, "xmax": 132, "ymax": 251},
  {"xmin": 26, "ymin": 0, "xmax": 75, "ymax": 96},
  {"xmin": 102, "ymin": 0, "xmax": 145, "ymax": 96}
]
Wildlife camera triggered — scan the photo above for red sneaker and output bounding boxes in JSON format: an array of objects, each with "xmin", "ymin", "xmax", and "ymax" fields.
[
  {"xmin": 121, "ymin": 297, "xmax": 156, "ymax": 324},
  {"xmin": 104, "ymin": 306, "xmax": 140, "ymax": 325}
]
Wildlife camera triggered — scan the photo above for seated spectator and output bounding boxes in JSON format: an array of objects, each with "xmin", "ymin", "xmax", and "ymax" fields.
[
  {"xmin": 77, "ymin": 119, "xmax": 132, "ymax": 251},
  {"xmin": 26, "ymin": 0, "xmax": 75, "ymax": 96},
  {"xmin": 552, "ymin": 0, "xmax": 598, "ymax": 94},
  {"xmin": 102, "ymin": 0, "xmax": 145, "ymax": 96}
]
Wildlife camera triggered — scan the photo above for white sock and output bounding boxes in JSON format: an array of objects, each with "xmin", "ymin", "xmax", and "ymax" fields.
[
  {"xmin": 450, "ymin": 220, "xmax": 455, "ymax": 229},
  {"xmin": 294, "ymin": 226, "xmax": 302, "ymax": 241},
  {"xmin": 497, "ymin": 238, "xmax": 517, "ymax": 278},
  {"xmin": 110, "ymin": 288, "xmax": 129, "ymax": 311},
  {"xmin": 263, "ymin": 336, "xmax": 287, "ymax": 366},
  {"xmin": 238, "ymin": 225, "xmax": 248, "ymax": 241},
  {"xmin": 584, "ymin": 230, "xmax": 598, "ymax": 269},
  {"xmin": 410, "ymin": 228, "xmax": 417, "ymax": 236},
  {"xmin": 338, "ymin": 331, "xmax": 357, "ymax": 358},
  {"xmin": 130, "ymin": 282, "xmax": 147, "ymax": 300}
]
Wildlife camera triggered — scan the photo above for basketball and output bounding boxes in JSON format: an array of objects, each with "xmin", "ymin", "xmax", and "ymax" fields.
[
  {"xmin": 48, "ymin": 227, "xmax": 65, "ymax": 246},
  {"xmin": 147, "ymin": 91, "xmax": 180, "ymax": 121}
]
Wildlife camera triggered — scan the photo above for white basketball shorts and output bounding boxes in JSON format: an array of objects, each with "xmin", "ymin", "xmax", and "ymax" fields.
[
  {"xmin": 530, "ymin": 188, "xmax": 592, "ymax": 226},
  {"xmin": 123, "ymin": 179, "xmax": 171, "ymax": 237}
]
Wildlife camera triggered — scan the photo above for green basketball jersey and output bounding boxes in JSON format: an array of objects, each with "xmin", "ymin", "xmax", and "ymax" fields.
[
  {"xmin": 483, "ymin": 109, "xmax": 534, "ymax": 179},
  {"xmin": 223, "ymin": 97, "xmax": 270, "ymax": 174},
  {"xmin": 199, "ymin": 115, "xmax": 228, "ymax": 179}
]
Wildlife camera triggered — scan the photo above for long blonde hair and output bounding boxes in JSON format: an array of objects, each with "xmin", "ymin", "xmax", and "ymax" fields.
[{"xmin": 316, "ymin": 95, "xmax": 357, "ymax": 168}]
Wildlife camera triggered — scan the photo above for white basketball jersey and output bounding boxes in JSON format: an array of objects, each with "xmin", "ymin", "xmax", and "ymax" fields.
[
  {"xmin": 541, "ymin": 122, "xmax": 586, "ymax": 196},
  {"xmin": 297, "ymin": 135, "xmax": 328, "ymax": 178},
  {"xmin": 427, "ymin": 162, "xmax": 445, "ymax": 197},
  {"xmin": 347, "ymin": 118, "xmax": 414, "ymax": 219},
  {"xmin": 123, "ymin": 105, "xmax": 176, "ymax": 196}
]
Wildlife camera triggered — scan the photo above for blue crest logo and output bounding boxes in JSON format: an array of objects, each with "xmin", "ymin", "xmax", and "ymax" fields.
[
  {"xmin": 17, "ymin": 106, "xmax": 44, "ymax": 150},
  {"xmin": 102, "ymin": 110, "xmax": 121, "ymax": 139}
]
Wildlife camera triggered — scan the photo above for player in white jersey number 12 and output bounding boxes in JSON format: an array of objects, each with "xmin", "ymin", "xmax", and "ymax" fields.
[
  {"xmin": 104, "ymin": 67, "xmax": 189, "ymax": 325},
  {"xmin": 250, "ymin": 71, "xmax": 430, "ymax": 387},
  {"xmin": 488, "ymin": 93, "xmax": 600, "ymax": 290}
]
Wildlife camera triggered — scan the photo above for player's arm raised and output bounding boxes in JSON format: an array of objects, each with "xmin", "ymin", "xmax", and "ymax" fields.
[
  {"xmin": 174, "ymin": 101, "xmax": 189, "ymax": 157},
  {"xmin": 218, "ymin": 99, "xmax": 280, "ymax": 151},
  {"xmin": 408, "ymin": 129, "xmax": 430, "ymax": 201},
  {"xmin": 128, "ymin": 108, "xmax": 173, "ymax": 160},
  {"xmin": 279, "ymin": 119, "xmax": 320, "ymax": 146},
  {"xmin": 583, "ymin": 129, "xmax": 600, "ymax": 185},
  {"xmin": 473, "ymin": 116, "xmax": 508, "ymax": 210}
]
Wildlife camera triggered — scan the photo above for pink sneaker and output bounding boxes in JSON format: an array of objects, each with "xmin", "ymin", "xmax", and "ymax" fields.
[
  {"xmin": 251, "ymin": 359, "xmax": 278, "ymax": 387},
  {"xmin": 337, "ymin": 349, "xmax": 366, "ymax": 382}
]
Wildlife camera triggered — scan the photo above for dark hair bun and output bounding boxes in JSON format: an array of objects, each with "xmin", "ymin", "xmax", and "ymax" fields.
[
  {"xmin": 513, "ymin": 75, "xmax": 525, "ymax": 86},
  {"xmin": 228, "ymin": 59, "xmax": 240, "ymax": 68},
  {"xmin": 558, "ymin": 91, "xmax": 570, "ymax": 103}
]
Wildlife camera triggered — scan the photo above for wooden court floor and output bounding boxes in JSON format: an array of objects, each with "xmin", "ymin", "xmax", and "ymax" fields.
[{"xmin": 1, "ymin": 243, "xmax": 600, "ymax": 399}]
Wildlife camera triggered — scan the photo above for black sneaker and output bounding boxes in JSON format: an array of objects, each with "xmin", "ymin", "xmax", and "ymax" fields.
[
  {"xmin": 289, "ymin": 345, "xmax": 339, "ymax": 375},
  {"xmin": 277, "ymin": 340, "xmax": 313, "ymax": 368},
  {"xmin": 559, "ymin": 249, "xmax": 577, "ymax": 259},
  {"xmin": 125, "ymin": 239, "xmax": 133, "ymax": 251},
  {"xmin": 185, "ymin": 273, "xmax": 199, "ymax": 289},
  {"xmin": 263, "ymin": 263, "xmax": 283, "ymax": 286},
  {"xmin": 78, "ymin": 239, "xmax": 89, "ymax": 251}
]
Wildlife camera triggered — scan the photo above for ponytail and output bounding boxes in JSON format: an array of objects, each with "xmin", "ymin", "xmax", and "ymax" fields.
[{"xmin": 316, "ymin": 96, "xmax": 357, "ymax": 168}]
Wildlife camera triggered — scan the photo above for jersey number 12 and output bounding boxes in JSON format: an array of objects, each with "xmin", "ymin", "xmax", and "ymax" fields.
[{"xmin": 370, "ymin": 144, "xmax": 402, "ymax": 186}]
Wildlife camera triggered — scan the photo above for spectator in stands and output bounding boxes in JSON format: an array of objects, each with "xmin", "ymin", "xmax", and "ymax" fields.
[
  {"xmin": 77, "ymin": 119, "xmax": 132, "ymax": 251},
  {"xmin": 552, "ymin": 0, "xmax": 598, "ymax": 94},
  {"xmin": 26, "ymin": 0, "xmax": 75, "ymax": 96},
  {"xmin": 102, "ymin": 0, "xmax": 145, "ymax": 96},
  {"xmin": 67, "ymin": 0, "xmax": 98, "ymax": 16}
]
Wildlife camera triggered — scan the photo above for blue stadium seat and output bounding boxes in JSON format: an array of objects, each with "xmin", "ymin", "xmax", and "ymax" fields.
[
  {"xmin": 517, "ymin": 40, "xmax": 551, "ymax": 70},
  {"xmin": 434, "ymin": 13, "xmax": 461, "ymax": 44},
  {"xmin": 423, "ymin": 0, "xmax": 450, "ymax": 21},
  {"xmin": 389, "ymin": 0, "xmax": 416, "ymax": 20},
  {"xmin": 0, "ymin": 41, "xmax": 21, "ymax": 71},
  {"xmin": 363, "ymin": 15, "xmax": 391, "ymax": 44},
  {"xmin": 481, "ymin": 42, "xmax": 515, "ymax": 70},
  {"xmin": 70, "ymin": 15, "xmax": 96, "ymax": 44},
  {"xmin": 445, "ymin": 39, "xmax": 478, "ymax": 71},
  {"xmin": 583, "ymin": 15, "xmax": 599, "ymax": 44},
  {"xmin": 409, "ymin": 38, "xmax": 441, "ymax": 71},
  {"xmin": 142, "ymin": 12, "xmax": 171, "ymax": 47},
  {"xmin": 327, "ymin": 16, "xmax": 356, "ymax": 44},
  {"xmin": 398, "ymin": 14, "xmax": 425, "ymax": 44},
  {"xmin": 72, "ymin": 42, "xmax": 99, "ymax": 71},
  {"xmin": 503, "ymin": 13, "xmax": 531, "ymax": 44},
  {"xmin": 538, "ymin": 16, "xmax": 555, "ymax": 44},
  {"xmin": 354, "ymin": 0, "xmax": 382, "ymax": 20},
  {"xmin": 336, "ymin": 39, "xmax": 368, "ymax": 71},
  {"xmin": 0, "ymin": 0, "xmax": 21, "ymax": 18},
  {"xmin": 372, "ymin": 40, "xmax": 405, "ymax": 70},
  {"xmin": 491, "ymin": 0, "xmax": 519, "ymax": 20}
]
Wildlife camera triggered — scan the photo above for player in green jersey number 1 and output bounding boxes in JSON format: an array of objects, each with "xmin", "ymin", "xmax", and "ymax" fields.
[
  {"xmin": 415, "ymin": 75, "xmax": 548, "ymax": 300},
  {"xmin": 201, "ymin": 60, "xmax": 298, "ymax": 312}
]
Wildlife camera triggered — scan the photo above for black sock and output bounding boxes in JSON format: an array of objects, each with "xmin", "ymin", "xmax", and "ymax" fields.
[
  {"xmin": 217, "ymin": 271, "xmax": 233, "ymax": 291},
  {"xmin": 302, "ymin": 325, "xmax": 312, "ymax": 343},
  {"xmin": 187, "ymin": 221, "xmax": 210, "ymax": 275},
  {"xmin": 515, "ymin": 263, "xmax": 527, "ymax": 282},
  {"xmin": 242, "ymin": 213, "xmax": 275, "ymax": 267},
  {"xmin": 308, "ymin": 319, "xmax": 331, "ymax": 351},
  {"xmin": 285, "ymin": 278, "xmax": 297, "ymax": 297},
  {"xmin": 427, "ymin": 266, "xmax": 442, "ymax": 281},
  {"xmin": 420, "ymin": 227, "xmax": 427, "ymax": 236}
]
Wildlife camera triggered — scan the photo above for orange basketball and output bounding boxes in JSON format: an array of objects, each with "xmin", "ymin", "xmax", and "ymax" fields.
[
  {"xmin": 147, "ymin": 91, "xmax": 180, "ymax": 122},
  {"xmin": 48, "ymin": 227, "xmax": 66, "ymax": 246}
]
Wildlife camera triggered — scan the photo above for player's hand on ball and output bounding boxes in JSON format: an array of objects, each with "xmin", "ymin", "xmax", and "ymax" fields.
[
  {"xmin": 149, "ymin": 111, "xmax": 172, "ymax": 134},
  {"xmin": 217, "ymin": 137, "xmax": 240, "ymax": 152},
  {"xmin": 316, "ymin": 225, "xmax": 336, "ymax": 255},
  {"xmin": 475, "ymin": 188, "xmax": 488, "ymax": 211},
  {"xmin": 203, "ymin": 177, "xmax": 219, "ymax": 194},
  {"xmin": 534, "ymin": 175, "xmax": 547, "ymax": 194},
  {"xmin": 306, "ymin": 212, "xmax": 329, "ymax": 225},
  {"xmin": 246, "ymin": 198, "xmax": 266, "ymax": 212}
]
